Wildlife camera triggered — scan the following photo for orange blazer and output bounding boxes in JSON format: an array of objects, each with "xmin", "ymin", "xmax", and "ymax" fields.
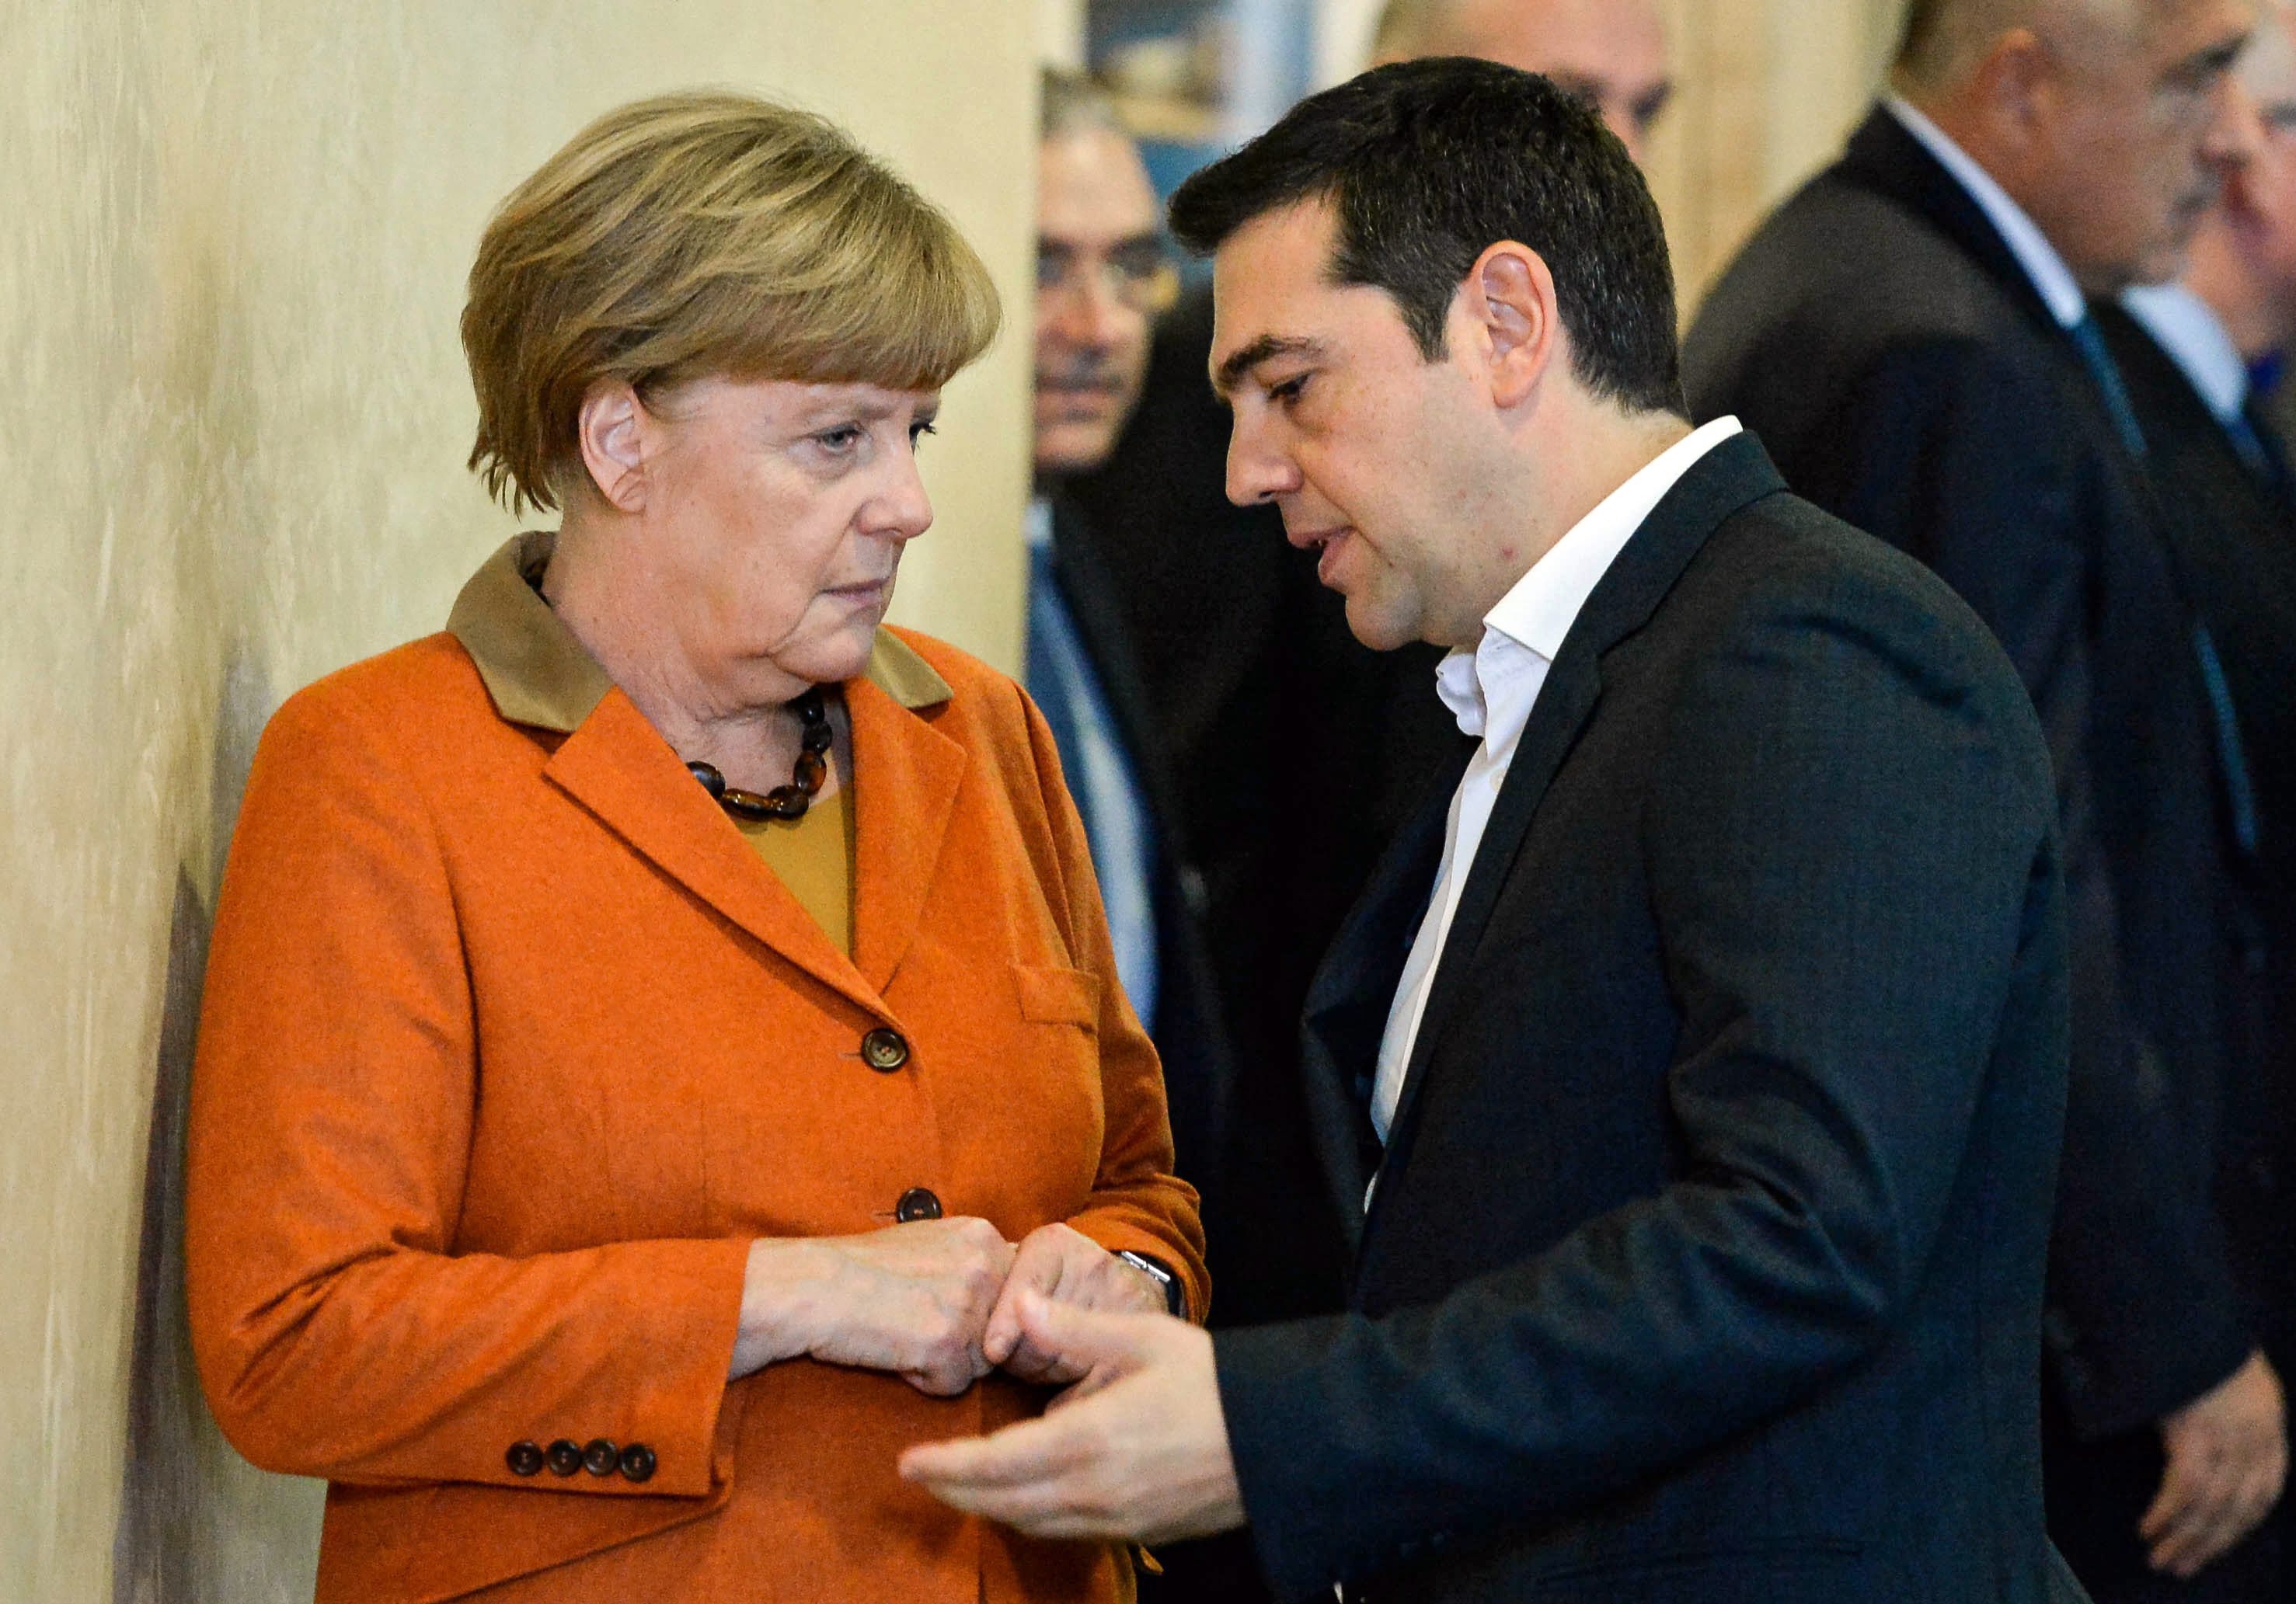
[{"xmin": 186, "ymin": 616, "xmax": 1207, "ymax": 1604}]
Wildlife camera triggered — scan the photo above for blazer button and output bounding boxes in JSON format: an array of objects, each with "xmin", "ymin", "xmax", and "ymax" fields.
[
  {"xmin": 618, "ymin": 1442, "xmax": 658, "ymax": 1483},
  {"xmin": 583, "ymin": 1438, "xmax": 619, "ymax": 1476},
  {"xmin": 506, "ymin": 1441, "xmax": 545, "ymax": 1477},
  {"xmin": 896, "ymin": 1187, "xmax": 943, "ymax": 1222},
  {"xmin": 861, "ymin": 1028, "xmax": 910, "ymax": 1071},
  {"xmin": 545, "ymin": 1438, "xmax": 584, "ymax": 1477}
]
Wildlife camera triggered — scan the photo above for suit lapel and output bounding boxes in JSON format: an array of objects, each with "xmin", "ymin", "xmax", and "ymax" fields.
[
  {"xmin": 846, "ymin": 672, "xmax": 967, "ymax": 997},
  {"xmin": 1373, "ymin": 436, "xmax": 1792, "ymax": 1185},
  {"xmin": 545, "ymin": 691, "xmax": 884, "ymax": 1018},
  {"xmin": 1298, "ymin": 748, "xmax": 1469, "ymax": 1254},
  {"xmin": 1837, "ymin": 106, "xmax": 2062, "ymax": 343}
]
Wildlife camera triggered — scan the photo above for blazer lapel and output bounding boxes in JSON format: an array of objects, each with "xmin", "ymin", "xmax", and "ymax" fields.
[
  {"xmin": 1298, "ymin": 747, "xmax": 1469, "ymax": 1256},
  {"xmin": 1837, "ymin": 106, "xmax": 2063, "ymax": 343},
  {"xmin": 1374, "ymin": 436, "xmax": 1793, "ymax": 1180},
  {"xmin": 545, "ymin": 691, "xmax": 885, "ymax": 1018},
  {"xmin": 846, "ymin": 673, "xmax": 967, "ymax": 997}
]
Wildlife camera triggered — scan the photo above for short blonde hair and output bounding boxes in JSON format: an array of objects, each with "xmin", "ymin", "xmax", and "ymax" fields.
[{"xmin": 463, "ymin": 89, "xmax": 1002, "ymax": 514}]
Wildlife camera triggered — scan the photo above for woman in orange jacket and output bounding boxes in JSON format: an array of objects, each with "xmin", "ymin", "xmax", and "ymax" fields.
[{"xmin": 185, "ymin": 90, "xmax": 1206, "ymax": 1604}]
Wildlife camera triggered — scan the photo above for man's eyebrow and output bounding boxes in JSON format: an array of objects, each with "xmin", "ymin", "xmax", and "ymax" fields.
[
  {"xmin": 1213, "ymin": 334, "xmax": 1324, "ymax": 396},
  {"xmin": 2173, "ymin": 31, "xmax": 2251, "ymax": 85}
]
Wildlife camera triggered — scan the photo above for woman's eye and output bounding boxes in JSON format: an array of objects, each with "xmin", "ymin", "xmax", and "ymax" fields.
[
  {"xmin": 909, "ymin": 420, "xmax": 938, "ymax": 447},
  {"xmin": 816, "ymin": 426, "xmax": 863, "ymax": 453}
]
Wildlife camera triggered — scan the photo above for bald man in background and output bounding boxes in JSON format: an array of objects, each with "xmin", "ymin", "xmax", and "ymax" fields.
[
  {"xmin": 1688, "ymin": 2, "xmax": 2285, "ymax": 1598},
  {"xmin": 1366, "ymin": 0, "xmax": 1674, "ymax": 165}
]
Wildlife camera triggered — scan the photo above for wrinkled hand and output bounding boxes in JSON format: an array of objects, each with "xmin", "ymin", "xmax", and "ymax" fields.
[
  {"xmin": 900, "ymin": 1289, "xmax": 1245, "ymax": 1544},
  {"xmin": 983, "ymin": 1224, "xmax": 1169, "ymax": 1384},
  {"xmin": 2143, "ymin": 1349, "xmax": 2287, "ymax": 1578},
  {"xmin": 737, "ymin": 1218, "xmax": 1017, "ymax": 1396}
]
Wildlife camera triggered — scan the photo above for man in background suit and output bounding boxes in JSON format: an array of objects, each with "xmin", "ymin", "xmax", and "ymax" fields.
[
  {"xmin": 1029, "ymin": 68, "xmax": 1268, "ymax": 1603},
  {"xmin": 1059, "ymin": 0, "xmax": 1684, "ymax": 1339},
  {"xmin": 1685, "ymin": 0, "xmax": 2286, "ymax": 1595},
  {"xmin": 1026, "ymin": 68, "xmax": 1230, "ymax": 1237},
  {"xmin": 2104, "ymin": 9, "xmax": 2296, "ymax": 1581},
  {"xmin": 908, "ymin": 59, "xmax": 2081, "ymax": 1603}
]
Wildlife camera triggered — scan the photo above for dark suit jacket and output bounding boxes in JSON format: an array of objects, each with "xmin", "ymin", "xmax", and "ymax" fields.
[
  {"xmin": 1068, "ymin": 286, "xmax": 1462, "ymax": 1330},
  {"xmin": 1684, "ymin": 106, "xmax": 2256, "ymax": 1439},
  {"xmin": 1215, "ymin": 435, "xmax": 2078, "ymax": 1604},
  {"xmin": 2094, "ymin": 304, "xmax": 2296, "ymax": 1366},
  {"xmin": 1041, "ymin": 496, "xmax": 1235, "ymax": 1207}
]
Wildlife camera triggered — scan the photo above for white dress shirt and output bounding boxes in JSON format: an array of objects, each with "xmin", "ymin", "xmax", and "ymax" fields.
[
  {"xmin": 1885, "ymin": 96, "xmax": 2087, "ymax": 332},
  {"xmin": 2122, "ymin": 281, "xmax": 2252, "ymax": 424},
  {"xmin": 1367, "ymin": 417, "xmax": 1745, "ymax": 1146}
]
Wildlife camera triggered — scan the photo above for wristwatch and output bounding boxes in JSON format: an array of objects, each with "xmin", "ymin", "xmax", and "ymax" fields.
[{"xmin": 1114, "ymin": 1250, "xmax": 1186, "ymax": 1318}]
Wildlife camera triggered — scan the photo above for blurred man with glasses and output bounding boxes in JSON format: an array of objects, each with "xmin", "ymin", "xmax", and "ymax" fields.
[{"xmin": 1029, "ymin": 63, "xmax": 1266, "ymax": 1604}]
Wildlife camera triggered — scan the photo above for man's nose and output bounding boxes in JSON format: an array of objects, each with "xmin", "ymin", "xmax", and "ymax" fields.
[
  {"xmin": 1044, "ymin": 266, "xmax": 1126, "ymax": 351},
  {"xmin": 1225, "ymin": 418, "xmax": 1301, "ymax": 509},
  {"xmin": 2202, "ymin": 77, "xmax": 2259, "ymax": 174}
]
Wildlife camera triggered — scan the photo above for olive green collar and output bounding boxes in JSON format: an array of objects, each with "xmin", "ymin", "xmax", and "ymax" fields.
[{"xmin": 446, "ymin": 531, "xmax": 952, "ymax": 735}]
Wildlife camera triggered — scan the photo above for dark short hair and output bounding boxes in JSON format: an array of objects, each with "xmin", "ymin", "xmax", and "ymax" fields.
[{"xmin": 1169, "ymin": 57, "xmax": 1684, "ymax": 416}]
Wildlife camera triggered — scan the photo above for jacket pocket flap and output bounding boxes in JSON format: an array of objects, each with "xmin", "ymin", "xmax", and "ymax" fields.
[{"xmin": 1015, "ymin": 964, "xmax": 1101, "ymax": 1027}]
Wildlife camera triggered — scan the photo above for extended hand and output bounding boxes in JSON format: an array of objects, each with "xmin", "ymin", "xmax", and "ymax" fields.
[
  {"xmin": 900, "ymin": 1289, "xmax": 1246, "ymax": 1544},
  {"xmin": 2142, "ymin": 1348, "xmax": 2287, "ymax": 1578},
  {"xmin": 736, "ymin": 1218, "xmax": 1017, "ymax": 1396},
  {"xmin": 982, "ymin": 1223, "xmax": 1169, "ymax": 1384}
]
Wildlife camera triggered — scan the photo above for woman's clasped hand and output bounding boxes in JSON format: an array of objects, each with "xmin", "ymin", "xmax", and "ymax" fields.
[{"xmin": 733, "ymin": 1221, "xmax": 1172, "ymax": 1393}]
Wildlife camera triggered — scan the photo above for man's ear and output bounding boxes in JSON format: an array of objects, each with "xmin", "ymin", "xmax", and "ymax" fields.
[
  {"xmin": 1469, "ymin": 240, "xmax": 1559, "ymax": 410},
  {"xmin": 577, "ymin": 380, "xmax": 650, "ymax": 513},
  {"xmin": 1971, "ymin": 28, "xmax": 2055, "ymax": 150}
]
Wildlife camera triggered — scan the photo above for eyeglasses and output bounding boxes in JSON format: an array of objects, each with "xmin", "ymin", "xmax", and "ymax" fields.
[{"xmin": 1036, "ymin": 236, "xmax": 1179, "ymax": 314}]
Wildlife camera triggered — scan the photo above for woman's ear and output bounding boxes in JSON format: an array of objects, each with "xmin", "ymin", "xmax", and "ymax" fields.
[
  {"xmin": 576, "ymin": 381, "xmax": 650, "ymax": 513},
  {"xmin": 1471, "ymin": 240, "xmax": 1559, "ymax": 410}
]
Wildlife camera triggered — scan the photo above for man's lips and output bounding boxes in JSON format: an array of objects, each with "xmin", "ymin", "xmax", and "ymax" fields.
[{"xmin": 1290, "ymin": 526, "xmax": 1355, "ymax": 586}]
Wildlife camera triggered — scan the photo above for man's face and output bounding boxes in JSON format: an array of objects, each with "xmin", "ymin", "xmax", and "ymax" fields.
[
  {"xmin": 2026, "ymin": 0, "xmax": 2255, "ymax": 291},
  {"xmin": 1211, "ymin": 202, "xmax": 1521, "ymax": 652},
  {"xmin": 1033, "ymin": 127, "xmax": 1167, "ymax": 478},
  {"xmin": 2228, "ymin": 13, "xmax": 2296, "ymax": 326},
  {"xmin": 1436, "ymin": 0, "xmax": 1673, "ymax": 165}
]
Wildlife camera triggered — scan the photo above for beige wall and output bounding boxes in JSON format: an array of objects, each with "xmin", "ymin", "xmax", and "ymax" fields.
[
  {"xmin": 1650, "ymin": 0, "xmax": 1908, "ymax": 309},
  {"xmin": 1, "ymin": 3, "xmax": 1037, "ymax": 1597}
]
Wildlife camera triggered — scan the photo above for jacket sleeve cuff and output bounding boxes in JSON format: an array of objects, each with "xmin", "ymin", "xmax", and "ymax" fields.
[{"xmin": 483, "ymin": 1236, "xmax": 750, "ymax": 1498}]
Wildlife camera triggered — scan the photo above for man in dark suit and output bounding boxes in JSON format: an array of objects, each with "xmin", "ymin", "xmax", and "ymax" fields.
[
  {"xmin": 1061, "ymin": 0, "xmax": 1689, "ymax": 1345},
  {"xmin": 2103, "ymin": 10, "xmax": 2296, "ymax": 1582},
  {"xmin": 1683, "ymin": 0, "xmax": 2285, "ymax": 1595},
  {"xmin": 906, "ymin": 60, "xmax": 2081, "ymax": 1603}
]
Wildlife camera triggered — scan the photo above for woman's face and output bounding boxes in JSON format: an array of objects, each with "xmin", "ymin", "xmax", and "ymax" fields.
[{"xmin": 638, "ymin": 374, "xmax": 939, "ymax": 705}]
